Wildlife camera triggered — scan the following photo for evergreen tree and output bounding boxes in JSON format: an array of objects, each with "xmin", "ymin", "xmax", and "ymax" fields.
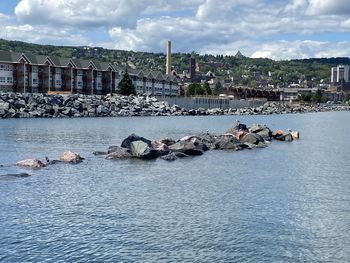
[
  {"xmin": 203, "ymin": 83, "xmax": 212, "ymax": 95},
  {"xmin": 214, "ymin": 81, "xmax": 223, "ymax": 95},
  {"xmin": 118, "ymin": 70, "xmax": 136, "ymax": 96}
]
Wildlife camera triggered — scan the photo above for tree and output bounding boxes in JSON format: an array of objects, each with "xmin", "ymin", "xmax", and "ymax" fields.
[
  {"xmin": 214, "ymin": 81, "xmax": 223, "ymax": 95},
  {"xmin": 186, "ymin": 83, "xmax": 205, "ymax": 96},
  {"xmin": 203, "ymin": 82, "xmax": 212, "ymax": 95},
  {"xmin": 118, "ymin": 70, "xmax": 136, "ymax": 96}
]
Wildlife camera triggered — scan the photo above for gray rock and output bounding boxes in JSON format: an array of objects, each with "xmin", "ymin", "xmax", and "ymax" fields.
[
  {"xmin": 93, "ymin": 151, "xmax": 108, "ymax": 155},
  {"xmin": 240, "ymin": 133, "xmax": 265, "ymax": 145},
  {"xmin": 0, "ymin": 173, "xmax": 31, "ymax": 179},
  {"xmin": 130, "ymin": 140, "xmax": 159, "ymax": 159},
  {"xmin": 16, "ymin": 159, "xmax": 46, "ymax": 168},
  {"xmin": 60, "ymin": 151, "xmax": 84, "ymax": 163},
  {"xmin": 105, "ymin": 147, "xmax": 132, "ymax": 160},
  {"xmin": 121, "ymin": 134, "xmax": 152, "ymax": 149},
  {"xmin": 168, "ymin": 141, "xmax": 204, "ymax": 156}
]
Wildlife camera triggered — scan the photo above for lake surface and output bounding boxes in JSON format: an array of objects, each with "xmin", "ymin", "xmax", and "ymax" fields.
[{"xmin": 0, "ymin": 112, "xmax": 349, "ymax": 262}]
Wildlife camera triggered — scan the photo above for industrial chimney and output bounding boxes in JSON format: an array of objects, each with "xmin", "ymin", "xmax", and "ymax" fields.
[{"xmin": 166, "ymin": 41, "xmax": 171, "ymax": 75}]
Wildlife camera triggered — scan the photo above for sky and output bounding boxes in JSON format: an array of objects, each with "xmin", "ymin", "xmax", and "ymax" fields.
[{"xmin": 0, "ymin": 0, "xmax": 349, "ymax": 60}]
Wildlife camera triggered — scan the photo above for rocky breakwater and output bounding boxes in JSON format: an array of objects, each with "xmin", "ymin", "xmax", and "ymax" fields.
[
  {"xmin": 0, "ymin": 92, "xmax": 349, "ymax": 119},
  {"xmin": 99, "ymin": 122, "xmax": 300, "ymax": 162},
  {"xmin": 0, "ymin": 93, "xmax": 187, "ymax": 118}
]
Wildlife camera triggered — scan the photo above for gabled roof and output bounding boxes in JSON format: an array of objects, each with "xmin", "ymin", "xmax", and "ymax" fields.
[{"xmin": 0, "ymin": 51, "xmax": 21, "ymax": 62}]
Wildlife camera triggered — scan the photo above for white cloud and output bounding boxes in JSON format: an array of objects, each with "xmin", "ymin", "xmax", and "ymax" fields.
[
  {"xmin": 341, "ymin": 19, "xmax": 350, "ymax": 28},
  {"xmin": 0, "ymin": 0, "xmax": 347, "ymax": 59},
  {"xmin": 4, "ymin": 24, "xmax": 89, "ymax": 46},
  {"xmin": 306, "ymin": 0, "xmax": 350, "ymax": 15},
  {"xmin": 285, "ymin": 0, "xmax": 307, "ymax": 12},
  {"xmin": 15, "ymin": 0, "xmax": 152, "ymax": 28},
  {"xmin": 251, "ymin": 40, "xmax": 350, "ymax": 60}
]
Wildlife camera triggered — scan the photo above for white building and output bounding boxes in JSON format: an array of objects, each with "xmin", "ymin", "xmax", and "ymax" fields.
[{"xmin": 331, "ymin": 65, "xmax": 350, "ymax": 83}]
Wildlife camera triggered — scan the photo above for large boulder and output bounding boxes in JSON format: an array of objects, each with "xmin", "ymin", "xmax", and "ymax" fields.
[
  {"xmin": 214, "ymin": 135, "xmax": 240, "ymax": 150},
  {"xmin": 157, "ymin": 138, "xmax": 176, "ymax": 146},
  {"xmin": 168, "ymin": 141, "xmax": 204, "ymax": 156},
  {"xmin": 250, "ymin": 124, "xmax": 272, "ymax": 141},
  {"xmin": 16, "ymin": 159, "xmax": 46, "ymax": 168},
  {"xmin": 151, "ymin": 140, "xmax": 170, "ymax": 156},
  {"xmin": 130, "ymin": 140, "xmax": 159, "ymax": 159},
  {"xmin": 60, "ymin": 151, "xmax": 84, "ymax": 163},
  {"xmin": 226, "ymin": 122, "xmax": 249, "ymax": 135},
  {"xmin": 291, "ymin": 131, "xmax": 300, "ymax": 140},
  {"xmin": 105, "ymin": 147, "xmax": 132, "ymax": 160},
  {"xmin": 121, "ymin": 134, "xmax": 152, "ymax": 149},
  {"xmin": 240, "ymin": 133, "xmax": 265, "ymax": 145},
  {"xmin": 275, "ymin": 133, "xmax": 294, "ymax": 142}
]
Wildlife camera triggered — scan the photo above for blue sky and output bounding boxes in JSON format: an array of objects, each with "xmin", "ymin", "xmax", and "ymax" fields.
[{"xmin": 0, "ymin": 0, "xmax": 350, "ymax": 60}]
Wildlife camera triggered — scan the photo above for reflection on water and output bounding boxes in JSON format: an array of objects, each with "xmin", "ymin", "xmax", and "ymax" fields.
[{"xmin": 0, "ymin": 112, "xmax": 350, "ymax": 262}]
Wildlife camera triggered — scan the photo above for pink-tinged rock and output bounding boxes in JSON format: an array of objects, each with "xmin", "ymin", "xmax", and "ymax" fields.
[
  {"xmin": 60, "ymin": 151, "xmax": 84, "ymax": 163},
  {"xmin": 291, "ymin": 131, "xmax": 300, "ymax": 140},
  {"xmin": 16, "ymin": 159, "xmax": 45, "ymax": 168}
]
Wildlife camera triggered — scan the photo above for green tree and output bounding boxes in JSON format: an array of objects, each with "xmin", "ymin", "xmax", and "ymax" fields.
[
  {"xmin": 203, "ymin": 82, "xmax": 212, "ymax": 95},
  {"xmin": 214, "ymin": 81, "xmax": 223, "ymax": 95},
  {"xmin": 311, "ymin": 89, "xmax": 323, "ymax": 103},
  {"xmin": 118, "ymin": 70, "xmax": 136, "ymax": 96},
  {"xmin": 300, "ymin": 93, "xmax": 310, "ymax": 102},
  {"xmin": 186, "ymin": 83, "xmax": 205, "ymax": 96}
]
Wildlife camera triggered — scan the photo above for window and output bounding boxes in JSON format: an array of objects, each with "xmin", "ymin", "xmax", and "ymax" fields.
[
  {"xmin": 32, "ymin": 67, "xmax": 38, "ymax": 73},
  {"xmin": 0, "ymin": 77, "xmax": 6, "ymax": 83},
  {"xmin": 32, "ymin": 78, "xmax": 38, "ymax": 84},
  {"xmin": 7, "ymin": 77, "xmax": 13, "ymax": 83},
  {"xmin": 56, "ymin": 80, "xmax": 61, "ymax": 85}
]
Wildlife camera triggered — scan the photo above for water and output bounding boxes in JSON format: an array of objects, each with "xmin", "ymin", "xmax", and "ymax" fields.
[{"xmin": 0, "ymin": 112, "xmax": 349, "ymax": 262}]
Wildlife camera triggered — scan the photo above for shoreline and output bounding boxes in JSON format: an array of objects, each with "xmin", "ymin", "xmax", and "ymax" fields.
[{"xmin": 0, "ymin": 93, "xmax": 349, "ymax": 119}]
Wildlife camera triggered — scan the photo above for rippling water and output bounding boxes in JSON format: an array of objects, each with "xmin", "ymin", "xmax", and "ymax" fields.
[{"xmin": 0, "ymin": 112, "xmax": 350, "ymax": 262}]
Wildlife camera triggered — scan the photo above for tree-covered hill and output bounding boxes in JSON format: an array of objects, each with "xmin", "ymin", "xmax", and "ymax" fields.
[{"xmin": 1, "ymin": 38, "xmax": 349, "ymax": 87}]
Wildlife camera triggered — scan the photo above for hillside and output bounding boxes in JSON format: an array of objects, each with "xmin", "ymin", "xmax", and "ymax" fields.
[{"xmin": 1, "ymin": 39, "xmax": 349, "ymax": 88}]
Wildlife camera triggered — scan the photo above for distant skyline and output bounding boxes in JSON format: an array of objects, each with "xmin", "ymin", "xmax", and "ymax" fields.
[{"xmin": 0, "ymin": 0, "xmax": 350, "ymax": 60}]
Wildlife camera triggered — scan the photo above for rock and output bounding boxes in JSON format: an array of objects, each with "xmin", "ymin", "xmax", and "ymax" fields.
[
  {"xmin": 121, "ymin": 134, "xmax": 152, "ymax": 149},
  {"xmin": 151, "ymin": 140, "xmax": 170, "ymax": 156},
  {"xmin": 235, "ymin": 131, "xmax": 247, "ymax": 140},
  {"xmin": 158, "ymin": 138, "xmax": 176, "ymax": 146},
  {"xmin": 249, "ymin": 124, "xmax": 265, "ymax": 133},
  {"xmin": 59, "ymin": 151, "xmax": 84, "ymax": 163},
  {"xmin": 291, "ymin": 131, "xmax": 300, "ymax": 140},
  {"xmin": 107, "ymin": 145, "xmax": 123, "ymax": 154},
  {"xmin": 160, "ymin": 153, "xmax": 178, "ymax": 161},
  {"xmin": 1, "ymin": 173, "xmax": 31, "ymax": 178},
  {"xmin": 240, "ymin": 133, "xmax": 265, "ymax": 145},
  {"xmin": 274, "ymin": 133, "xmax": 293, "ymax": 142},
  {"xmin": 257, "ymin": 128, "xmax": 272, "ymax": 141},
  {"xmin": 130, "ymin": 140, "xmax": 159, "ymax": 159},
  {"xmin": 214, "ymin": 135, "xmax": 240, "ymax": 150},
  {"xmin": 168, "ymin": 141, "xmax": 204, "ymax": 156},
  {"xmin": 105, "ymin": 147, "xmax": 132, "ymax": 160},
  {"xmin": 16, "ymin": 159, "xmax": 46, "ymax": 168},
  {"xmin": 226, "ymin": 122, "xmax": 249, "ymax": 134},
  {"xmin": 93, "ymin": 151, "xmax": 108, "ymax": 155}
]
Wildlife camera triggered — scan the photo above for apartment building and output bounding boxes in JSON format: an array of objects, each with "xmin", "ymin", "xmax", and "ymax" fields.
[
  {"xmin": 0, "ymin": 51, "xmax": 180, "ymax": 96},
  {"xmin": 331, "ymin": 65, "xmax": 350, "ymax": 83}
]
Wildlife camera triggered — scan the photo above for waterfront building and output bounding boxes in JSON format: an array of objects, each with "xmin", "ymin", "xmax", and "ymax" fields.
[
  {"xmin": 0, "ymin": 51, "xmax": 180, "ymax": 96},
  {"xmin": 331, "ymin": 65, "xmax": 350, "ymax": 83}
]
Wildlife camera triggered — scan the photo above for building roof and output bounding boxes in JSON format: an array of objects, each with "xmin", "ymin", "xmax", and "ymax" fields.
[{"xmin": 0, "ymin": 50, "xmax": 179, "ymax": 83}]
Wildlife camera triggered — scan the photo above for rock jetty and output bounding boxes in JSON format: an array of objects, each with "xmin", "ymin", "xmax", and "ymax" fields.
[
  {"xmin": 100, "ymin": 122, "xmax": 299, "ymax": 161},
  {"xmin": 0, "ymin": 93, "xmax": 349, "ymax": 119},
  {"xmin": 10, "ymin": 123, "xmax": 298, "ymax": 172}
]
